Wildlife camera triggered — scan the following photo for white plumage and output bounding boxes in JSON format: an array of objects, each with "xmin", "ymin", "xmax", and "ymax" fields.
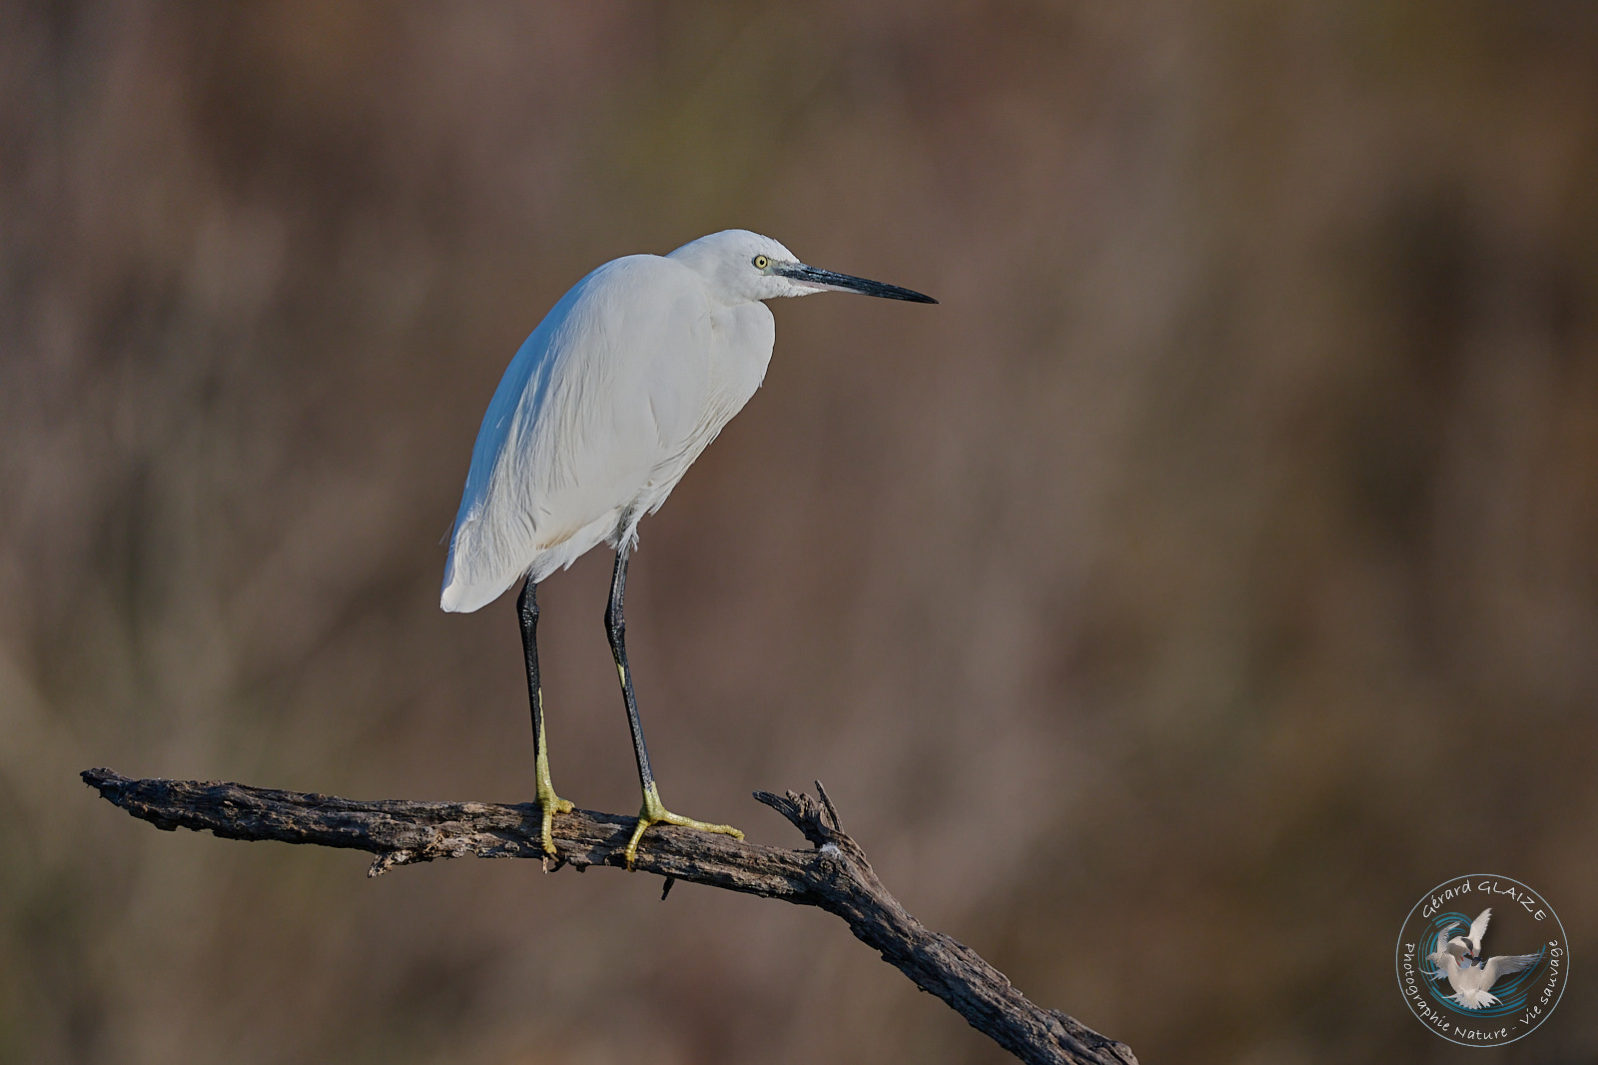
[
  {"xmin": 442, "ymin": 233, "xmax": 786, "ymax": 612},
  {"xmin": 1426, "ymin": 909, "xmax": 1542, "ymax": 1010},
  {"xmin": 436, "ymin": 229, "xmax": 934, "ymax": 863},
  {"xmin": 1451, "ymin": 907, "xmax": 1494, "ymax": 959}
]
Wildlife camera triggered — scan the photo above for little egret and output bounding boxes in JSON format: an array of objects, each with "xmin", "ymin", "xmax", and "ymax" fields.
[{"xmin": 441, "ymin": 230, "xmax": 935, "ymax": 864}]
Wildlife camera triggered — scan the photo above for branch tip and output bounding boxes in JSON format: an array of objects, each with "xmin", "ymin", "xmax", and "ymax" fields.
[{"xmin": 814, "ymin": 780, "xmax": 842, "ymax": 831}]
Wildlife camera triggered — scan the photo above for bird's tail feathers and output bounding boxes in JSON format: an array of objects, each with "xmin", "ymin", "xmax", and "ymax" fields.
[{"xmin": 1450, "ymin": 989, "xmax": 1500, "ymax": 1010}]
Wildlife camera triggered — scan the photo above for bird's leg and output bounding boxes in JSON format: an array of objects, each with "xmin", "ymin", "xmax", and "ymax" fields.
[
  {"xmin": 518, "ymin": 576, "xmax": 572, "ymax": 855},
  {"xmin": 605, "ymin": 548, "xmax": 743, "ymax": 868}
]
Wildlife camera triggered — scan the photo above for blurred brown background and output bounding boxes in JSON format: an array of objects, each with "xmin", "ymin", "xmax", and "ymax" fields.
[{"xmin": 3, "ymin": 3, "xmax": 1596, "ymax": 1063}]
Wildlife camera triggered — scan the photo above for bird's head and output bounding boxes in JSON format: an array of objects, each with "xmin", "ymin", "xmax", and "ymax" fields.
[{"xmin": 667, "ymin": 229, "xmax": 937, "ymax": 307}]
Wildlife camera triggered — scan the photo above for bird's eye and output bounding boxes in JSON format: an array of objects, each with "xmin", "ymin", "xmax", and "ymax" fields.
[{"xmin": 752, "ymin": 254, "xmax": 770, "ymax": 270}]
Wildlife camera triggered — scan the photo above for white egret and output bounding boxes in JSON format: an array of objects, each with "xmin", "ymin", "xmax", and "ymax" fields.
[{"xmin": 442, "ymin": 230, "xmax": 935, "ymax": 864}]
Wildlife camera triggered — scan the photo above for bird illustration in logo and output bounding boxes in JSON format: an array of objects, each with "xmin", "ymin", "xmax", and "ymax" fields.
[{"xmin": 1426, "ymin": 908, "xmax": 1542, "ymax": 1009}]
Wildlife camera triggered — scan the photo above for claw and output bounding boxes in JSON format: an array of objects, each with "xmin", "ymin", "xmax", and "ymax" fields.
[
  {"xmin": 623, "ymin": 783, "xmax": 743, "ymax": 867},
  {"xmin": 537, "ymin": 791, "xmax": 575, "ymax": 856}
]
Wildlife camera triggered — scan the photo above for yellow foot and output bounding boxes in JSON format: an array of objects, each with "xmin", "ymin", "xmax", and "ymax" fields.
[
  {"xmin": 623, "ymin": 783, "xmax": 743, "ymax": 868},
  {"xmin": 536, "ymin": 785, "xmax": 574, "ymax": 857}
]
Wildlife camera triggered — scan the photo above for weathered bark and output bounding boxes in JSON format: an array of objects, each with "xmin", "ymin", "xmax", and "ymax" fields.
[{"xmin": 81, "ymin": 768, "xmax": 1136, "ymax": 1065}]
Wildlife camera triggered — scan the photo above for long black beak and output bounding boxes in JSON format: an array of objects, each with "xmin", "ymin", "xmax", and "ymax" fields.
[{"xmin": 778, "ymin": 263, "xmax": 938, "ymax": 304}]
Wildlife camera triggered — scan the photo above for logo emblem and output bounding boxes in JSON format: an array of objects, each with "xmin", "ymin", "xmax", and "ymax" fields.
[{"xmin": 1396, "ymin": 874, "xmax": 1568, "ymax": 1046}]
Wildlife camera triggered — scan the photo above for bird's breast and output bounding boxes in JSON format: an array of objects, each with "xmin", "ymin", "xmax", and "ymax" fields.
[{"xmin": 705, "ymin": 301, "xmax": 775, "ymax": 411}]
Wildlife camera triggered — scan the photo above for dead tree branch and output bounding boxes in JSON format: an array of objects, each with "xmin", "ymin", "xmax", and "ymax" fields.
[{"xmin": 81, "ymin": 768, "xmax": 1135, "ymax": 1065}]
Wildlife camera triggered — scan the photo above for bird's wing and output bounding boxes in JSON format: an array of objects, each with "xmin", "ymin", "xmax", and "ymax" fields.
[
  {"xmin": 441, "ymin": 256, "xmax": 715, "ymax": 611},
  {"xmin": 1429, "ymin": 925, "xmax": 1463, "ymax": 979},
  {"xmin": 1483, "ymin": 953, "xmax": 1541, "ymax": 984},
  {"xmin": 543, "ymin": 257, "xmax": 722, "ymax": 532},
  {"xmin": 1468, "ymin": 908, "xmax": 1493, "ymax": 951}
]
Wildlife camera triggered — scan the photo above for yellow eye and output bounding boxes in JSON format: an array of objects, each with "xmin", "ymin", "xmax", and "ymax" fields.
[{"xmin": 752, "ymin": 254, "xmax": 770, "ymax": 270}]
